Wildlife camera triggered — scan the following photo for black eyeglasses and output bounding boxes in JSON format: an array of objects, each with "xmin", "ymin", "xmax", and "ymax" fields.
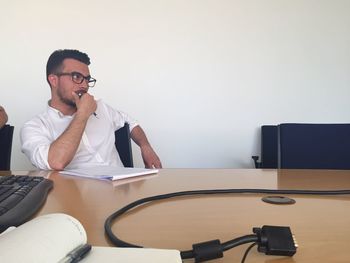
[{"xmin": 56, "ymin": 72, "xmax": 97, "ymax": 87}]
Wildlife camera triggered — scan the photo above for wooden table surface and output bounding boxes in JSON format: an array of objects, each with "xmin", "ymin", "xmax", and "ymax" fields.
[{"xmin": 3, "ymin": 169, "xmax": 350, "ymax": 262}]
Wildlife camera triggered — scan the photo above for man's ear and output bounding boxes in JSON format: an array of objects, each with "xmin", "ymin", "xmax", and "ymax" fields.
[{"xmin": 48, "ymin": 74, "xmax": 58, "ymax": 88}]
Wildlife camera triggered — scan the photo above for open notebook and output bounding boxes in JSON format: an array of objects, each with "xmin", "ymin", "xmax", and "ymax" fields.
[{"xmin": 0, "ymin": 213, "xmax": 181, "ymax": 263}]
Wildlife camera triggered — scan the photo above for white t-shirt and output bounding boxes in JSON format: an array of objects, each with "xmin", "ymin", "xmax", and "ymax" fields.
[{"xmin": 20, "ymin": 100, "xmax": 138, "ymax": 170}]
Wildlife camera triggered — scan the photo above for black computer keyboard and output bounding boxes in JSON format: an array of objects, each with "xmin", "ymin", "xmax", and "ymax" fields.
[{"xmin": 0, "ymin": 175, "xmax": 53, "ymax": 232}]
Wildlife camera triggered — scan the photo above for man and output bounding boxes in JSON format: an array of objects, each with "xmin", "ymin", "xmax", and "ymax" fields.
[
  {"xmin": 21, "ymin": 49, "xmax": 162, "ymax": 170},
  {"xmin": 0, "ymin": 106, "xmax": 8, "ymax": 129}
]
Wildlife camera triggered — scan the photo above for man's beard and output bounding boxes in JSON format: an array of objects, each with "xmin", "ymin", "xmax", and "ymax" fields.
[{"xmin": 57, "ymin": 88, "xmax": 76, "ymax": 108}]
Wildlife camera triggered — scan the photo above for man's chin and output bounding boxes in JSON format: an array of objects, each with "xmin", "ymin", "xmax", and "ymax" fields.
[{"xmin": 61, "ymin": 99, "xmax": 76, "ymax": 108}]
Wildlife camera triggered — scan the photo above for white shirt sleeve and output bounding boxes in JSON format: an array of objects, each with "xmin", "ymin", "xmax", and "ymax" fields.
[
  {"xmin": 20, "ymin": 119, "xmax": 52, "ymax": 170},
  {"xmin": 115, "ymin": 110, "xmax": 138, "ymax": 131},
  {"xmin": 100, "ymin": 101, "xmax": 138, "ymax": 131}
]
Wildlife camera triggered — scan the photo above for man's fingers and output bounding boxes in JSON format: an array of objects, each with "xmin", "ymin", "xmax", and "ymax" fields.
[{"xmin": 72, "ymin": 92, "xmax": 80, "ymax": 102}]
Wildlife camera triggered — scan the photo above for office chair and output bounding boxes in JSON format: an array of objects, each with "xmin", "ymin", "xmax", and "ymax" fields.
[
  {"xmin": 252, "ymin": 125, "xmax": 278, "ymax": 168},
  {"xmin": 114, "ymin": 123, "xmax": 134, "ymax": 168},
  {"xmin": 278, "ymin": 123, "xmax": 350, "ymax": 169},
  {"xmin": 0, "ymin": 124, "xmax": 14, "ymax": 170}
]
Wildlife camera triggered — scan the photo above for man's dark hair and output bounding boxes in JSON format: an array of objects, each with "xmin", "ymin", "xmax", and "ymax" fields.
[{"xmin": 46, "ymin": 49, "xmax": 91, "ymax": 85}]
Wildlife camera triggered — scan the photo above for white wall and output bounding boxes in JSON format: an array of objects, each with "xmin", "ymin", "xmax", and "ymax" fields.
[{"xmin": 1, "ymin": 0, "xmax": 350, "ymax": 169}]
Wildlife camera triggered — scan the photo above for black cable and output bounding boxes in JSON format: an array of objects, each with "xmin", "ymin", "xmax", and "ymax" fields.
[
  {"xmin": 221, "ymin": 235, "xmax": 258, "ymax": 251},
  {"xmin": 180, "ymin": 235, "xmax": 258, "ymax": 259},
  {"xmin": 241, "ymin": 243, "xmax": 257, "ymax": 263},
  {"xmin": 104, "ymin": 188, "xmax": 350, "ymax": 259}
]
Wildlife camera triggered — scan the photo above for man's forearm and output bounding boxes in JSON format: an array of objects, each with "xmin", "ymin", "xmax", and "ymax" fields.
[
  {"xmin": 48, "ymin": 114, "xmax": 89, "ymax": 170},
  {"xmin": 130, "ymin": 125, "xmax": 151, "ymax": 147},
  {"xmin": 130, "ymin": 125, "xmax": 162, "ymax": 168}
]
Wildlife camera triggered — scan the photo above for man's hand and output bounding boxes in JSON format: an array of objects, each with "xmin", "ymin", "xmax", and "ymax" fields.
[
  {"xmin": 72, "ymin": 92, "xmax": 97, "ymax": 118},
  {"xmin": 0, "ymin": 106, "xmax": 8, "ymax": 128},
  {"xmin": 141, "ymin": 144, "xmax": 162, "ymax": 169}
]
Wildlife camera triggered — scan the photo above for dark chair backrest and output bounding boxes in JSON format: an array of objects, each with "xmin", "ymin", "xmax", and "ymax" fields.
[
  {"xmin": 114, "ymin": 123, "xmax": 133, "ymax": 168},
  {"xmin": 278, "ymin": 123, "xmax": 350, "ymax": 169},
  {"xmin": 252, "ymin": 125, "xmax": 278, "ymax": 168},
  {"xmin": 0, "ymin": 125, "xmax": 14, "ymax": 170},
  {"xmin": 261, "ymin": 125, "xmax": 278, "ymax": 168}
]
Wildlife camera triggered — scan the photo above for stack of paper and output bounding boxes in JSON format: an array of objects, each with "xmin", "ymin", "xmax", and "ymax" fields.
[
  {"xmin": 60, "ymin": 165, "xmax": 159, "ymax": 181},
  {"xmin": 82, "ymin": 247, "xmax": 181, "ymax": 263}
]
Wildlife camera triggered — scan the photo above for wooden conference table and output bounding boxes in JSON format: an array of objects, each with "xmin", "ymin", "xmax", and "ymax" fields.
[{"xmin": 3, "ymin": 169, "xmax": 350, "ymax": 262}]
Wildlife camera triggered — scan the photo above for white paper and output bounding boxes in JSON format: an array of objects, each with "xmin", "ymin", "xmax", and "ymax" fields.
[
  {"xmin": 108, "ymin": 173, "xmax": 158, "ymax": 187},
  {"xmin": 60, "ymin": 165, "xmax": 158, "ymax": 181},
  {"xmin": 82, "ymin": 247, "xmax": 182, "ymax": 263}
]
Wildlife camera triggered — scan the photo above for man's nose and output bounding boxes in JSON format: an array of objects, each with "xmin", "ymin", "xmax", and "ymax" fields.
[{"xmin": 81, "ymin": 79, "xmax": 89, "ymax": 89}]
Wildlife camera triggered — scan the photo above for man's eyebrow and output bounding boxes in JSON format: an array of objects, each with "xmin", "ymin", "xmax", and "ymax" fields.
[{"xmin": 72, "ymin": 71, "xmax": 91, "ymax": 78}]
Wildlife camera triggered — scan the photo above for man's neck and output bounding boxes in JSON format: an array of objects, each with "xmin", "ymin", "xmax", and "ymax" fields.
[{"xmin": 49, "ymin": 99, "xmax": 77, "ymax": 116}]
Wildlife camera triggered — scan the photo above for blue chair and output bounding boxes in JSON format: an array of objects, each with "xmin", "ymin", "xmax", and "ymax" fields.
[
  {"xmin": 252, "ymin": 125, "xmax": 278, "ymax": 168},
  {"xmin": 278, "ymin": 123, "xmax": 350, "ymax": 169},
  {"xmin": 0, "ymin": 125, "xmax": 14, "ymax": 170},
  {"xmin": 114, "ymin": 123, "xmax": 134, "ymax": 168}
]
